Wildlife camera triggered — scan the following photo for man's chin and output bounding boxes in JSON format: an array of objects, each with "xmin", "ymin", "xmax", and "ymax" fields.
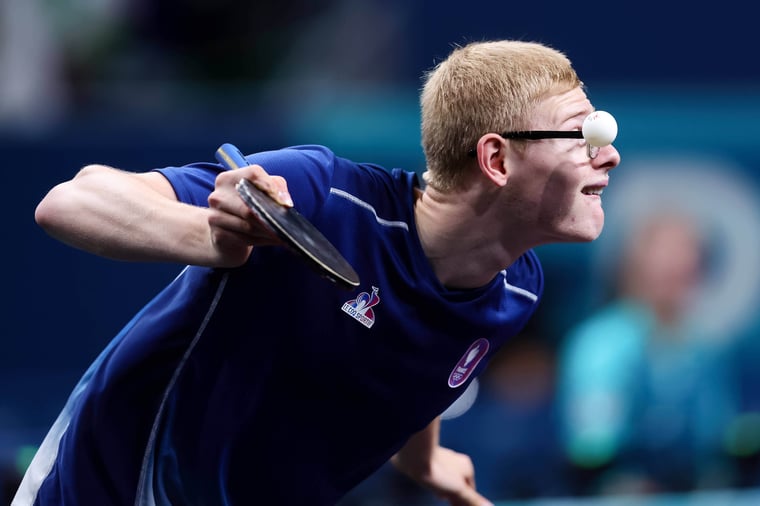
[{"xmin": 564, "ymin": 223, "xmax": 605, "ymax": 243}]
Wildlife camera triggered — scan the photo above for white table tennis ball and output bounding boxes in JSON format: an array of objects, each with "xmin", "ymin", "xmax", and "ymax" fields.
[{"xmin": 582, "ymin": 110, "xmax": 618, "ymax": 146}]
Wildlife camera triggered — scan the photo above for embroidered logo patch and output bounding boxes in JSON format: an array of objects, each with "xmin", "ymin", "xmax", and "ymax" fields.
[
  {"xmin": 448, "ymin": 338, "xmax": 490, "ymax": 388},
  {"xmin": 341, "ymin": 286, "xmax": 380, "ymax": 328}
]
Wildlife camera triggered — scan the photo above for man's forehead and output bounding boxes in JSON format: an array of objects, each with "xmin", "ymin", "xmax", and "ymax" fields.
[{"xmin": 532, "ymin": 88, "xmax": 592, "ymax": 126}]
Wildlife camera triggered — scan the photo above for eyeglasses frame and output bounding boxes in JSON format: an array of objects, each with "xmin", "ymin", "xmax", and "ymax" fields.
[{"xmin": 467, "ymin": 130, "xmax": 600, "ymax": 159}]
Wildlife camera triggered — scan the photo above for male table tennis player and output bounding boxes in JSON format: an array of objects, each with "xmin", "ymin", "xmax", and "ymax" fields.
[{"xmin": 17, "ymin": 39, "xmax": 620, "ymax": 505}]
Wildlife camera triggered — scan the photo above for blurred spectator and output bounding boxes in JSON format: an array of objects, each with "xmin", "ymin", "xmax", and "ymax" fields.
[
  {"xmin": 1, "ymin": 0, "xmax": 409, "ymax": 128},
  {"xmin": 726, "ymin": 318, "xmax": 760, "ymax": 488},
  {"xmin": 0, "ymin": 0, "xmax": 136, "ymax": 127},
  {"xmin": 557, "ymin": 212, "xmax": 740, "ymax": 495},
  {"xmin": 0, "ymin": 0, "xmax": 66, "ymax": 129},
  {"xmin": 127, "ymin": 0, "xmax": 330, "ymax": 83}
]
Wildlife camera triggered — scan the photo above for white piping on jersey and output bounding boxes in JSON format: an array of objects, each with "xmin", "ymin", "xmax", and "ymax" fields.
[
  {"xmin": 502, "ymin": 271, "xmax": 539, "ymax": 302},
  {"xmin": 135, "ymin": 271, "xmax": 230, "ymax": 506},
  {"xmin": 10, "ymin": 269, "xmax": 198, "ymax": 505},
  {"xmin": 329, "ymin": 188, "xmax": 538, "ymax": 304},
  {"xmin": 329, "ymin": 187, "xmax": 409, "ymax": 231},
  {"xmin": 12, "ymin": 391, "xmax": 75, "ymax": 505}
]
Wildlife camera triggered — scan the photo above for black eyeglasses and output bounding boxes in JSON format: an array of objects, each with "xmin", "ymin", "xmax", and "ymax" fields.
[{"xmin": 467, "ymin": 130, "xmax": 600, "ymax": 159}]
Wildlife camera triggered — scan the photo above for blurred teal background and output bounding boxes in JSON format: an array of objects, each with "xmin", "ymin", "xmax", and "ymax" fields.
[{"xmin": 3, "ymin": 0, "xmax": 760, "ymax": 504}]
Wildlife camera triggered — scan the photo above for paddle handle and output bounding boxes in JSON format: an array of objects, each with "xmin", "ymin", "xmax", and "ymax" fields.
[{"xmin": 215, "ymin": 143, "xmax": 248, "ymax": 170}]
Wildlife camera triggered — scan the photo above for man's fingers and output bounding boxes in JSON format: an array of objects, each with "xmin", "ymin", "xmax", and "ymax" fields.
[
  {"xmin": 449, "ymin": 486, "xmax": 494, "ymax": 506},
  {"xmin": 208, "ymin": 208, "xmax": 280, "ymax": 246},
  {"xmin": 251, "ymin": 174, "xmax": 293, "ymax": 207}
]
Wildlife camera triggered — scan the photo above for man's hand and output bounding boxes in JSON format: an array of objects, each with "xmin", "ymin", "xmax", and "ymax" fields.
[
  {"xmin": 207, "ymin": 164, "xmax": 293, "ymax": 266},
  {"xmin": 391, "ymin": 446, "xmax": 494, "ymax": 506}
]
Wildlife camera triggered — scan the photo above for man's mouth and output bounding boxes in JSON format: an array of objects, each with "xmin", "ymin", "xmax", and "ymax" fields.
[{"xmin": 581, "ymin": 185, "xmax": 605, "ymax": 196}]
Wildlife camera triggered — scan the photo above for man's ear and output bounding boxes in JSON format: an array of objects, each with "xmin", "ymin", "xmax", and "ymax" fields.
[{"xmin": 474, "ymin": 134, "xmax": 509, "ymax": 187}]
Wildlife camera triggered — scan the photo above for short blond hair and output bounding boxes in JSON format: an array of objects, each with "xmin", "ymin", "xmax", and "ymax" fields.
[{"xmin": 420, "ymin": 40, "xmax": 581, "ymax": 191}]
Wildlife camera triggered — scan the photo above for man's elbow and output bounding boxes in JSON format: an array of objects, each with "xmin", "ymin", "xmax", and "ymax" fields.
[{"xmin": 34, "ymin": 165, "xmax": 102, "ymax": 232}]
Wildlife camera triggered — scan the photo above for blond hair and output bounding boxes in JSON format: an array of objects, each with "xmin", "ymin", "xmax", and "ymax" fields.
[{"xmin": 420, "ymin": 40, "xmax": 581, "ymax": 191}]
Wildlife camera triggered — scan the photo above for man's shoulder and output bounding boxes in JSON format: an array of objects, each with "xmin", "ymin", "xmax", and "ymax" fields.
[{"xmin": 505, "ymin": 250, "xmax": 544, "ymax": 301}]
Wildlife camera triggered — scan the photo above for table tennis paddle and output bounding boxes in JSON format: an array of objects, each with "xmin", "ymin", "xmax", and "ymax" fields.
[{"xmin": 215, "ymin": 143, "xmax": 360, "ymax": 290}]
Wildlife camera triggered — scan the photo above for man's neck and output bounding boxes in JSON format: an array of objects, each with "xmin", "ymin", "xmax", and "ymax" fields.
[{"xmin": 413, "ymin": 186, "xmax": 534, "ymax": 290}]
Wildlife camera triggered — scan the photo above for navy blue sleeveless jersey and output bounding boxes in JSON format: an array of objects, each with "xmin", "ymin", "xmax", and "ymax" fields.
[{"xmin": 16, "ymin": 145, "xmax": 544, "ymax": 505}]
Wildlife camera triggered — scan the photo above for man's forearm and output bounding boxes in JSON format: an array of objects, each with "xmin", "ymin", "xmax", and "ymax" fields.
[
  {"xmin": 35, "ymin": 165, "xmax": 215, "ymax": 265},
  {"xmin": 392, "ymin": 416, "xmax": 440, "ymax": 474}
]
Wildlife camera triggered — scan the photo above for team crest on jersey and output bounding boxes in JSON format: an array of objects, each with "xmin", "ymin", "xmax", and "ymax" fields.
[
  {"xmin": 448, "ymin": 338, "xmax": 490, "ymax": 388},
  {"xmin": 341, "ymin": 286, "xmax": 380, "ymax": 328}
]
